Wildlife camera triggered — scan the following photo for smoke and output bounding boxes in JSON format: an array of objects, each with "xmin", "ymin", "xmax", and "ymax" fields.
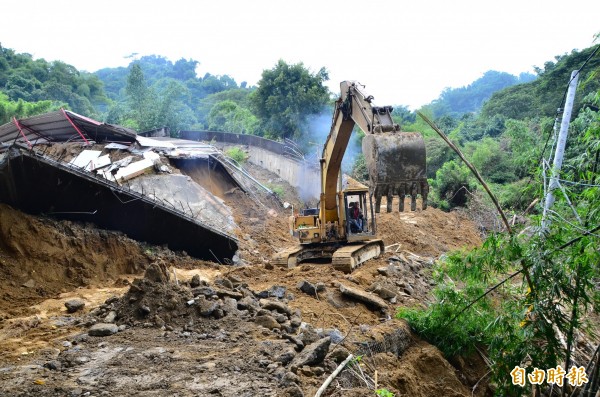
[{"xmin": 291, "ymin": 107, "xmax": 364, "ymax": 205}]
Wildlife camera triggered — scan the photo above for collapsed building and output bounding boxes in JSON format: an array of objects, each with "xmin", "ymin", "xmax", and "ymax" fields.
[{"xmin": 0, "ymin": 110, "xmax": 265, "ymax": 262}]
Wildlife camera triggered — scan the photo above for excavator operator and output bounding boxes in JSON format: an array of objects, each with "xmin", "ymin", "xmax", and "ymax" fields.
[{"xmin": 348, "ymin": 202, "xmax": 363, "ymax": 233}]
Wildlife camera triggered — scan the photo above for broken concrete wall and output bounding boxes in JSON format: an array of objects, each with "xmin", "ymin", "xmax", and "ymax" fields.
[
  {"xmin": 169, "ymin": 157, "xmax": 239, "ymax": 199},
  {"xmin": 0, "ymin": 147, "xmax": 237, "ymax": 262},
  {"xmin": 180, "ymin": 131, "xmax": 320, "ymax": 201}
]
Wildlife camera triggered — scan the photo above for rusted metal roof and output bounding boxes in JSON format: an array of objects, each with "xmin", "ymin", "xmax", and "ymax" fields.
[{"xmin": 0, "ymin": 110, "xmax": 137, "ymax": 147}]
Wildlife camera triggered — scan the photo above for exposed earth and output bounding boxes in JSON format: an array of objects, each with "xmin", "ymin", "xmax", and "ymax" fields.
[{"xmin": 0, "ymin": 160, "xmax": 489, "ymax": 397}]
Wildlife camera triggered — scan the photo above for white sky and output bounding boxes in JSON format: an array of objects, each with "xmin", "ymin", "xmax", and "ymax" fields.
[{"xmin": 1, "ymin": 0, "xmax": 598, "ymax": 109}]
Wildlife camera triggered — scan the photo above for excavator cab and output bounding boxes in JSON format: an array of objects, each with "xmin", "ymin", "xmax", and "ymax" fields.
[{"xmin": 342, "ymin": 175, "xmax": 375, "ymax": 240}]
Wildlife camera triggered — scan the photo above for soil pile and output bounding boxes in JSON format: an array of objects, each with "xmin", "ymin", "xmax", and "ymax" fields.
[{"xmin": 0, "ymin": 204, "xmax": 151, "ymax": 317}]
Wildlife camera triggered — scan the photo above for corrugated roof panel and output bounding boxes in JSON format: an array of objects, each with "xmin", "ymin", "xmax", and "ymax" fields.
[{"xmin": 0, "ymin": 110, "xmax": 138, "ymax": 146}]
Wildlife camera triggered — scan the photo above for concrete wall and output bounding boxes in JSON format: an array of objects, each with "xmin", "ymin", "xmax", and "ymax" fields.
[{"xmin": 181, "ymin": 131, "xmax": 320, "ymax": 201}]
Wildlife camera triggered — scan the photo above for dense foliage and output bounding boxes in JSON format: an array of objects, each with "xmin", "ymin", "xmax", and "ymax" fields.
[
  {"xmin": 0, "ymin": 44, "xmax": 109, "ymax": 117},
  {"xmin": 399, "ymin": 91, "xmax": 600, "ymax": 395}
]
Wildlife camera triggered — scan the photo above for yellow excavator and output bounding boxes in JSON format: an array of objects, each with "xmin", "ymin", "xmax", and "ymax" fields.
[{"xmin": 273, "ymin": 81, "xmax": 428, "ymax": 272}]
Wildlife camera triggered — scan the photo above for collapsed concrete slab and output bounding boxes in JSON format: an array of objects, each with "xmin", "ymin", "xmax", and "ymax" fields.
[{"xmin": 0, "ymin": 146, "xmax": 238, "ymax": 262}]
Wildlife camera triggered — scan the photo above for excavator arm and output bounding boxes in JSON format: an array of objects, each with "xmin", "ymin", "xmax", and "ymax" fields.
[{"xmin": 320, "ymin": 81, "xmax": 428, "ymax": 225}]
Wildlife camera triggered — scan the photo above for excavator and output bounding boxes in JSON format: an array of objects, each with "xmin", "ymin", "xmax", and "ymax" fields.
[{"xmin": 273, "ymin": 81, "xmax": 428, "ymax": 272}]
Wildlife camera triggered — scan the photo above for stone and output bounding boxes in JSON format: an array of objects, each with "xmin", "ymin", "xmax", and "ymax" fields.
[
  {"xmin": 267, "ymin": 285, "xmax": 287, "ymax": 298},
  {"xmin": 315, "ymin": 282, "xmax": 326, "ymax": 292},
  {"xmin": 44, "ymin": 360, "xmax": 62, "ymax": 371},
  {"xmin": 280, "ymin": 371, "xmax": 300, "ymax": 386},
  {"xmin": 321, "ymin": 328, "xmax": 344, "ymax": 344},
  {"xmin": 139, "ymin": 305, "xmax": 151, "ymax": 316},
  {"xmin": 196, "ymin": 296, "xmax": 218, "ymax": 317},
  {"xmin": 276, "ymin": 348, "xmax": 297, "ymax": 365},
  {"xmin": 371, "ymin": 285, "xmax": 397, "ymax": 300},
  {"xmin": 339, "ymin": 283, "xmax": 388, "ymax": 311},
  {"xmin": 237, "ymin": 296, "xmax": 260, "ymax": 312},
  {"xmin": 192, "ymin": 286, "xmax": 217, "ymax": 298},
  {"xmin": 327, "ymin": 347, "xmax": 352, "ymax": 363},
  {"xmin": 103, "ymin": 311, "xmax": 117, "ymax": 323},
  {"xmin": 259, "ymin": 299, "xmax": 292, "ymax": 317},
  {"xmin": 22, "ymin": 279, "xmax": 36, "ymax": 288},
  {"xmin": 144, "ymin": 263, "xmax": 169, "ymax": 283},
  {"xmin": 65, "ymin": 299, "xmax": 86, "ymax": 313},
  {"xmin": 190, "ymin": 274, "xmax": 201, "ymax": 288},
  {"xmin": 290, "ymin": 337, "xmax": 331, "ymax": 368},
  {"xmin": 88, "ymin": 323, "xmax": 119, "ymax": 337},
  {"xmin": 297, "ymin": 280, "xmax": 317, "ymax": 296},
  {"xmin": 213, "ymin": 287, "xmax": 243, "ymax": 300},
  {"xmin": 282, "ymin": 334, "xmax": 304, "ymax": 352},
  {"xmin": 254, "ymin": 314, "xmax": 281, "ymax": 330}
]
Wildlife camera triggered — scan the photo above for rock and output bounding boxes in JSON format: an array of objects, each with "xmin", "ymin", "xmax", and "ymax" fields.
[
  {"xmin": 88, "ymin": 323, "xmax": 118, "ymax": 337},
  {"xmin": 65, "ymin": 299, "xmax": 86, "ymax": 313},
  {"xmin": 276, "ymin": 348, "xmax": 297, "ymax": 365},
  {"xmin": 339, "ymin": 283, "xmax": 388, "ymax": 311},
  {"xmin": 290, "ymin": 315, "xmax": 302, "ymax": 329},
  {"xmin": 22, "ymin": 279, "xmax": 36, "ymax": 288},
  {"xmin": 282, "ymin": 334, "xmax": 304, "ymax": 352},
  {"xmin": 196, "ymin": 296, "xmax": 218, "ymax": 317},
  {"xmin": 315, "ymin": 282, "xmax": 326, "ymax": 292},
  {"xmin": 237, "ymin": 296, "xmax": 260, "ymax": 312},
  {"xmin": 255, "ymin": 314, "xmax": 281, "ymax": 330},
  {"xmin": 327, "ymin": 347, "xmax": 352, "ymax": 363},
  {"xmin": 297, "ymin": 280, "xmax": 317, "ymax": 296},
  {"xmin": 290, "ymin": 337, "xmax": 331, "ymax": 368},
  {"xmin": 103, "ymin": 311, "xmax": 117, "ymax": 323},
  {"xmin": 321, "ymin": 328, "xmax": 344, "ymax": 344},
  {"xmin": 213, "ymin": 287, "xmax": 243, "ymax": 300},
  {"xmin": 267, "ymin": 285, "xmax": 287, "ymax": 298},
  {"xmin": 280, "ymin": 371, "xmax": 301, "ymax": 386},
  {"xmin": 371, "ymin": 285, "xmax": 397, "ymax": 300},
  {"xmin": 259, "ymin": 299, "xmax": 292, "ymax": 317},
  {"xmin": 215, "ymin": 278, "xmax": 234, "ymax": 290},
  {"xmin": 139, "ymin": 305, "xmax": 151, "ymax": 316},
  {"xmin": 44, "ymin": 360, "xmax": 62, "ymax": 371},
  {"xmin": 299, "ymin": 324, "xmax": 320, "ymax": 346},
  {"xmin": 192, "ymin": 286, "xmax": 217, "ymax": 298},
  {"xmin": 144, "ymin": 263, "xmax": 169, "ymax": 283},
  {"xmin": 190, "ymin": 274, "xmax": 201, "ymax": 288}
]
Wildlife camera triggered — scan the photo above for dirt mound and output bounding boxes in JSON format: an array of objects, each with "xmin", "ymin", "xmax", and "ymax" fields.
[{"xmin": 0, "ymin": 204, "xmax": 151, "ymax": 317}]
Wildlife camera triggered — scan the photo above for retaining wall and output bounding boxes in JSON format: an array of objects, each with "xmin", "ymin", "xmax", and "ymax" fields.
[{"xmin": 180, "ymin": 131, "xmax": 320, "ymax": 201}]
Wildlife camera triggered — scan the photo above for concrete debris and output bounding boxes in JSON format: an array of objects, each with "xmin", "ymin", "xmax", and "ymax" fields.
[
  {"xmin": 339, "ymin": 283, "xmax": 388, "ymax": 311},
  {"xmin": 113, "ymin": 158, "xmax": 154, "ymax": 184},
  {"xmin": 69, "ymin": 150, "xmax": 102, "ymax": 169},
  {"xmin": 290, "ymin": 336, "xmax": 331, "ymax": 369},
  {"xmin": 136, "ymin": 136, "xmax": 176, "ymax": 149}
]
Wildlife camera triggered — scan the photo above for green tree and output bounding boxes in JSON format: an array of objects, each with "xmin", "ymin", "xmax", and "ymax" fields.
[
  {"xmin": 251, "ymin": 60, "xmax": 330, "ymax": 139},
  {"xmin": 207, "ymin": 100, "xmax": 259, "ymax": 134}
]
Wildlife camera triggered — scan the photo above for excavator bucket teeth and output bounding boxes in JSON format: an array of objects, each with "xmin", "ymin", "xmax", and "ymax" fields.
[{"xmin": 362, "ymin": 132, "xmax": 428, "ymax": 212}]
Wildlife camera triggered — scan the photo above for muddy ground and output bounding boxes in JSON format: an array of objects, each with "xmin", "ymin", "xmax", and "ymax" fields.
[{"xmin": 0, "ymin": 163, "xmax": 489, "ymax": 397}]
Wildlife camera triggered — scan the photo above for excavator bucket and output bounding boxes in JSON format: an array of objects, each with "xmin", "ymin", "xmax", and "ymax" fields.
[{"xmin": 362, "ymin": 132, "xmax": 428, "ymax": 212}]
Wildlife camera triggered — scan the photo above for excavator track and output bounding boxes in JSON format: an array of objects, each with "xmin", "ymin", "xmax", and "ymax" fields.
[
  {"xmin": 332, "ymin": 239, "xmax": 384, "ymax": 273},
  {"xmin": 272, "ymin": 240, "xmax": 384, "ymax": 273}
]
